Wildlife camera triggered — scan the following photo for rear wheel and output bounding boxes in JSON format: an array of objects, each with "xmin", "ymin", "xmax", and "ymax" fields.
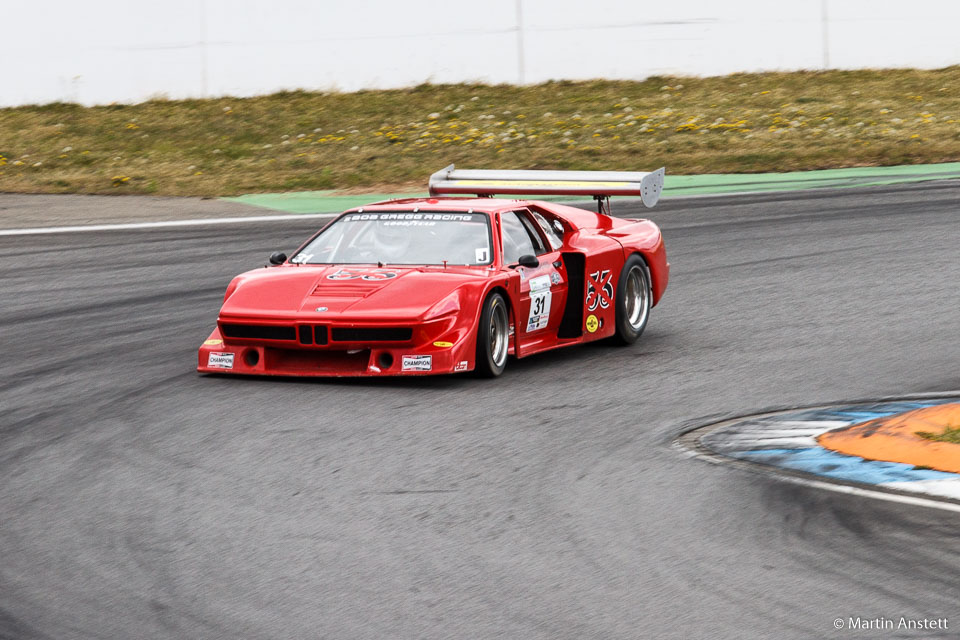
[
  {"xmin": 475, "ymin": 292, "xmax": 510, "ymax": 377},
  {"xmin": 612, "ymin": 255, "xmax": 651, "ymax": 345}
]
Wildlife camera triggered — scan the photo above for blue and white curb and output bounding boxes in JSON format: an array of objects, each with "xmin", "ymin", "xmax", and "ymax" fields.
[{"xmin": 681, "ymin": 396, "xmax": 960, "ymax": 506}]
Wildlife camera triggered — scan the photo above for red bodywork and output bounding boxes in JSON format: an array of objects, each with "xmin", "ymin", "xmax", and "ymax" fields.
[{"xmin": 197, "ymin": 198, "xmax": 668, "ymax": 376}]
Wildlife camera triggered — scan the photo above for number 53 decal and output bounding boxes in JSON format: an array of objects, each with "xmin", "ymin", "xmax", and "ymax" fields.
[
  {"xmin": 526, "ymin": 275, "xmax": 553, "ymax": 333},
  {"xmin": 327, "ymin": 268, "xmax": 398, "ymax": 281},
  {"xmin": 586, "ymin": 270, "xmax": 613, "ymax": 312}
]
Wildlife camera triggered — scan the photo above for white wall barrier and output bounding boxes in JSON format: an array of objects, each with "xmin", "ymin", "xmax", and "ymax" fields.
[{"xmin": 2, "ymin": 0, "xmax": 959, "ymax": 107}]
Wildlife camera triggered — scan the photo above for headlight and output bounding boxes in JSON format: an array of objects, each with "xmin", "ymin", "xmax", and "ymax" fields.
[
  {"xmin": 223, "ymin": 277, "xmax": 243, "ymax": 302},
  {"xmin": 423, "ymin": 291, "xmax": 461, "ymax": 321}
]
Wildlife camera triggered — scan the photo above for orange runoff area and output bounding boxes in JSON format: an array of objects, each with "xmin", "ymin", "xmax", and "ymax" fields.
[{"xmin": 818, "ymin": 404, "xmax": 960, "ymax": 474}]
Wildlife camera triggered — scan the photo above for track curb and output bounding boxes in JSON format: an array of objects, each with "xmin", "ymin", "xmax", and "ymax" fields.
[{"xmin": 674, "ymin": 392, "xmax": 960, "ymax": 513}]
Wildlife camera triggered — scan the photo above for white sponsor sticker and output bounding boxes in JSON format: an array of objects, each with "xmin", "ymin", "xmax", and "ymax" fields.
[
  {"xmin": 529, "ymin": 274, "xmax": 551, "ymax": 292},
  {"xmin": 526, "ymin": 275, "xmax": 553, "ymax": 332},
  {"xmin": 207, "ymin": 352, "xmax": 235, "ymax": 369},
  {"xmin": 475, "ymin": 247, "xmax": 489, "ymax": 263},
  {"xmin": 454, "ymin": 360, "xmax": 469, "ymax": 372},
  {"xmin": 401, "ymin": 355, "xmax": 432, "ymax": 371}
]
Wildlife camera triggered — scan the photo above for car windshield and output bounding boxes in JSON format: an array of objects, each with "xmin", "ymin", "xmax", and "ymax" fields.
[{"xmin": 291, "ymin": 211, "xmax": 493, "ymax": 266}]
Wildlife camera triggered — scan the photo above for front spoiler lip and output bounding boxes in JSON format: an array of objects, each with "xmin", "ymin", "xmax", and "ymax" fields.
[
  {"xmin": 196, "ymin": 359, "xmax": 472, "ymax": 377},
  {"xmin": 197, "ymin": 367, "xmax": 466, "ymax": 378}
]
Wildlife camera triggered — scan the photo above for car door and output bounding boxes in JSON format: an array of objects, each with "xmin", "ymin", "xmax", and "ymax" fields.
[{"xmin": 499, "ymin": 209, "xmax": 568, "ymax": 355}]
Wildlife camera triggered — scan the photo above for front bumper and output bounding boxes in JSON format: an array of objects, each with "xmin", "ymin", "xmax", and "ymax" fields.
[{"xmin": 197, "ymin": 327, "xmax": 474, "ymax": 377}]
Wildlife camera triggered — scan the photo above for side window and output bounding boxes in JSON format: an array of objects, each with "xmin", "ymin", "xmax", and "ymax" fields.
[
  {"xmin": 500, "ymin": 211, "xmax": 539, "ymax": 265},
  {"xmin": 516, "ymin": 211, "xmax": 548, "ymax": 255},
  {"xmin": 531, "ymin": 210, "xmax": 564, "ymax": 250}
]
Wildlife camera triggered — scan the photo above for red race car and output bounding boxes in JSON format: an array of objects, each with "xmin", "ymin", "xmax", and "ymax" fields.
[{"xmin": 198, "ymin": 166, "xmax": 668, "ymax": 377}]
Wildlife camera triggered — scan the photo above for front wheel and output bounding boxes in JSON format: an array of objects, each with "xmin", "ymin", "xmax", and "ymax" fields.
[
  {"xmin": 475, "ymin": 292, "xmax": 510, "ymax": 377},
  {"xmin": 612, "ymin": 255, "xmax": 652, "ymax": 345}
]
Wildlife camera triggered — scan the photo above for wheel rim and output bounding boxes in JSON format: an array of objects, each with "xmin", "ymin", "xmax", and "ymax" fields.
[
  {"xmin": 624, "ymin": 265, "xmax": 650, "ymax": 331},
  {"xmin": 489, "ymin": 300, "xmax": 508, "ymax": 367}
]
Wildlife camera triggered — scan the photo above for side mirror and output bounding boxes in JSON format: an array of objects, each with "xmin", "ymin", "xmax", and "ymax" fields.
[
  {"xmin": 518, "ymin": 254, "xmax": 539, "ymax": 269},
  {"xmin": 268, "ymin": 251, "xmax": 287, "ymax": 265}
]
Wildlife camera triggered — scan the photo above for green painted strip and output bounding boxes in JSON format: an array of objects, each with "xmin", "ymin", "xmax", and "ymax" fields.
[
  {"xmin": 222, "ymin": 190, "xmax": 585, "ymax": 214},
  {"xmin": 222, "ymin": 162, "xmax": 960, "ymax": 214},
  {"xmin": 665, "ymin": 162, "xmax": 960, "ymax": 196},
  {"xmin": 221, "ymin": 191, "xmax": 424, "ymax": 214}
]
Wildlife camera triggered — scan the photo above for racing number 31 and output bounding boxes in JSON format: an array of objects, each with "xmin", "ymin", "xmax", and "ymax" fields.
[{"xmin": 526, "ymin": 275, "xmax": 553, "ymax": 333}]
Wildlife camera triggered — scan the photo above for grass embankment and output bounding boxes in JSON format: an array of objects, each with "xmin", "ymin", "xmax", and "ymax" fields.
[
  {"xmin": 2, "ymin": 67, "xmax": 960, "ymax": 196},
  {"xmin": 916, "ymin": 426, "xmax": 960, "ymax": 444}
]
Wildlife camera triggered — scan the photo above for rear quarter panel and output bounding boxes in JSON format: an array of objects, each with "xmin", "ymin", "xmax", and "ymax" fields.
[{"xmin": 602, "ymin": 219, "xmax": 669, "ymax": 304}]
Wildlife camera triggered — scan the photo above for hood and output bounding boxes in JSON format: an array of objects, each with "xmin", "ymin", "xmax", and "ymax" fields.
[{"xmin": 220, "ymin": 264, "xmax": 485, "ymax": 321}]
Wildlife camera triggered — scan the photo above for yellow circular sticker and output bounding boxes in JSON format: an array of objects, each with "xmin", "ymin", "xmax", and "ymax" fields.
[
  {"xmin": 433, "ymin": 341, "xmax": 454, "ymax": 348},
  {"xmin": 204, "ymin": 339, "xmax": 224, "ymax": 346},
  {"xmin": 585, "ymin": 315, "xmax": 599, "ymax": 333}
]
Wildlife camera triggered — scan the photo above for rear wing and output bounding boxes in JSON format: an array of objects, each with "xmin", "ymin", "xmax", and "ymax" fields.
[{"xmin": 428, "ymin": 164, "xmax": 665, "ymax": 209}]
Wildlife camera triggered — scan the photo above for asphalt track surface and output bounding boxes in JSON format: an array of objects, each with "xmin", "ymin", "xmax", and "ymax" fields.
[{"xmin": 2, "ymin": 183, "xmax": 960, "ymax": 639}]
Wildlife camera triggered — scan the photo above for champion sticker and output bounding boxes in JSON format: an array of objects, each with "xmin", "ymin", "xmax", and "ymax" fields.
[
  {"xmin": 526, "ymin": 275, "xmax": 553, "ymax": 333},
  {"xmin": 401, "ymin": 355, "xmax": 432, "ymax": 371},
  {"xmin": 207, "ymin": 352, "xmax": 235, "ymax": 369},
  {"xmin": 585, "ymin": 314, "xmax": 600, "ymax": 333}
]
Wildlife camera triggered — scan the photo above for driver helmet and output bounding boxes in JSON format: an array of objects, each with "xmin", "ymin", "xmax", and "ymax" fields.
[{"xmin": 370, "ymin": 221, "xmax": 414, "ymax": 260}]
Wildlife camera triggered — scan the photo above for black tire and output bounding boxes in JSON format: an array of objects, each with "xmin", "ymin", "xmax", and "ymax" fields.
[
  {"xmin": 612, "ymin": 255, "xmax": 652, "ymax": 345},
  {"xmin": 474, "ymin": 292, "xmax": 510, "ymax": 377}
]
